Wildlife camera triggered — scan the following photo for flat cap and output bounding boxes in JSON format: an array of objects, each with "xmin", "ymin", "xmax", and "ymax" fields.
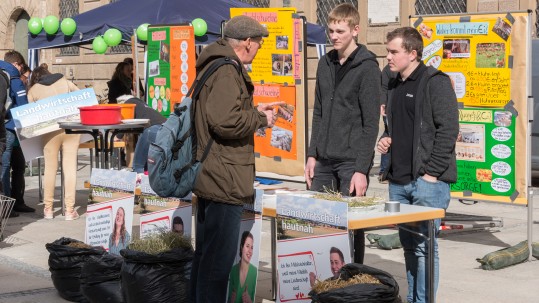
[{"xmin": 224, "ymin": 15, "xmax": 269, "ymax": 40}]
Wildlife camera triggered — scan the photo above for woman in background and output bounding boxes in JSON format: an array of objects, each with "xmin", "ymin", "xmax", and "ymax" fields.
[
  {"xmin": 27, "ymin": 64, "xmax": 80, "ymax": 220},
  {"xmin": 107, "ymin": 62, "xmax": 133, "ymax": 103}
]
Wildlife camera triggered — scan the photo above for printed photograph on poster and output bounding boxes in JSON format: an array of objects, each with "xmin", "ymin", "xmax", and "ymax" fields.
[
  {"xmin": 418, "ymin": 23, "xmax": 433, "ymax": 39},
  {"xmin": 276, "ymin": 35, "xmax": 289, "ymax": 49},
  {"xmin": 271, "ymin": 126, "xmax": 293, "ymax": 152},
  {"xmin": 476, "ymin": 169, "xmax": 493, "ymax": 182},
  {"xmin": 443, "ymin": 39, "xmax": 470, "ymax": 59},
  {"xmin": 446, "ymin": 72, "xmax": 466, "ymax": 98},
  {"xmin": 160, "ymin": 41, "xmax": 170, "ymax": 62},
  {"xmin": 277, "ymin": 104, "xmax": 295, "ymax": 122},
  {"xmin": 494, "ymin": 111, "xmax": 512, "ymax": 127},
  {"xmin": 149, "ymin": 61, "xmax": 160, "ymax": 77},
  {"xmin": 476, "ymin": 43, "xmax": 506, "ymax": 68},
  {"xmin": 272, "ymin": 54, "xmax": 293, "ymax": 76},
  {"xmin": 492, "ymin": 17, "xmax": 512, "ymax": 41},
  {"xmin": 139, "ymin": 206, "xmax": 192, "ymax": 238},
  {"xmin": 456, "ymin": 124, "xmax": 485, "ymax": 162}
]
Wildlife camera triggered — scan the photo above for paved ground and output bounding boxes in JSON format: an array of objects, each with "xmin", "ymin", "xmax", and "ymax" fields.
[{"xmin": 0, "ymin": 150, "xmax": 538, "ymax": 302}]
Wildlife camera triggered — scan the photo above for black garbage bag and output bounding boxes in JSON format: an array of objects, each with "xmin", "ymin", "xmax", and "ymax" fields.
[
  {"xmin": 309, "ymin": 263, "xmax": 400, "ymax": 303},
  {"xmin": 120, "ymin": 246, "xmax": 193, "ymax": 303},
  {"xmin": 45, "ymin": 237, "xmax": 106, "ymax": 302},
  {"xmin": 81, "ymin": 254, "xmax": 125, "ymax": 303}
]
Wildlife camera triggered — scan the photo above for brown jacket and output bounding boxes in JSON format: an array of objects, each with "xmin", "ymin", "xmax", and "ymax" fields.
[
  {"xmin": 27, "ymin": 74, "xmax": 79, "ymax": 102},
  {"xmin": 193, "ymin": 38, "xmax": 267, "ymax": 205}
]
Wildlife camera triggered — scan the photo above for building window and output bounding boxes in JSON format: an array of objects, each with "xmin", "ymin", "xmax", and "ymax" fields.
[
  {"xmin": 239, "ymin": 0, "xmax": 269, "ymax": 7},
  {"xmin": 415, "ymin": 0, "xmax": 466, "ymax": 15},
  {"xmin": 59, "ymin": 0, "xmax": 79, "ymax": 56}
]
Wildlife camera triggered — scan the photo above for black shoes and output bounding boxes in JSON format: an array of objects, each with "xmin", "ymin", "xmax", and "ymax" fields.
[
  {"xmin": 13, "ymin": 204, "xmax": 36, "ymax": 213},
  {"xmin": 8, "ymin": 211, "xmax": 19, "ymax": 218}
]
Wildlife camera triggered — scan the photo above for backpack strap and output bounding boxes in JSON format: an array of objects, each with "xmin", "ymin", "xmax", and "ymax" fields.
[{"xmin": 188, "ymin": 57, "xmax": 241, "ymax": 163}]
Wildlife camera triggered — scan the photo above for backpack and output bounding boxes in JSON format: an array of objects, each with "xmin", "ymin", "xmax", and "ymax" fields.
[
  {"xmin": 0, "ymin": 69, "xmax": 11, "ymax": 114},
  {"xmin": 147, "ymin": 57, "xmax": 240, "ymax": 198}
]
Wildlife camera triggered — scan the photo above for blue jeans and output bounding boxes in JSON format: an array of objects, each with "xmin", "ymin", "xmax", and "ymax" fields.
[
  {"xmin": 190, "ymin": 198, "xmax": 242, "ymax": 303},
  {"xmin": 311, "ymin": 159, "xmax": 368, "ymax": 264},
  {"xmin": 1, "ymin": 130, "xmax": 26, "ymax": 205},
  {"xmin": 389, "ymin": 177, "xmax": 450, "ymax": 303},
  {"xmin": 133, "ymin": 125, "xmax": 159, "ymax": 173}
]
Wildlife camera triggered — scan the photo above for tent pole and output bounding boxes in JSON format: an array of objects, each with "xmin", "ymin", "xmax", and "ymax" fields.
[
  {"xmin": 528, "ymin": 187, "xmax": 534, "ymax": 261},
  {"xmin": 134, "ymin": 29, "xmax": 140, "ymax": 99}
]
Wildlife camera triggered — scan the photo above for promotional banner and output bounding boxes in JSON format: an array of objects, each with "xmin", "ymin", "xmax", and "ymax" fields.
[
  {"xmin": 276, "ymin": 194, "xmax": 350, "ymax": 302},
  {"xmin": 86, "ymin": 169, "xmax": 137, "ymax": 255},
  {"xmin": 227, "ymin": 189, "xmax": 263, "ymax": 303},
  {"xmin": 11, "ymin": 88, "xmax": 98, "ymax": 160},
  {"xmin": 135, "ymin": 174, "xmax": 192, "ymax": 238},
  {"xmin": 230, "ymin": 8, "xmax": 298, "ymax": 85},
  {"xmin": 451, "ymin": 109, "xmax": 515, "ymax": 196},
  {"xmin": 146, "ymin": 25, "xmax": 196, "ymax": 116},
  {"xmin": 412, "ymin": 12, "xmax": 530, "ymax": 204},
  {"xmin": 254, "ymin": 84, "xmax": 297, "ymax": 160}
]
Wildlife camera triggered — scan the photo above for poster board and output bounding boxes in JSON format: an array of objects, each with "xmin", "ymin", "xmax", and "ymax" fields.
[
  {"xmin": 226, "ymin": 189, "xmax": 263, "ymax": 303},
  {"xmin": 276, "ymin": 193, "xmax": 351, "ymax": 302},
  {"xmin": 411, "ymin": 12, "xmax": 530, "ymax": 204},
  {"xmin": 86, "ymin": 169, "xmax": 137, "ymax": 255},
  {"xmin": 135, "ymin": 174, "xmax": 192, "ymax": 238},
  {"xmin": 230, "ymin": 8, "xmax": 307, "ymax": 177},
  {"xmin": 146, "ymin": 24, "xmax": 196, "ymax": 116},
  {"xmin": 11, "ymin": 88, "xmax": 97, "ymax": 160}
]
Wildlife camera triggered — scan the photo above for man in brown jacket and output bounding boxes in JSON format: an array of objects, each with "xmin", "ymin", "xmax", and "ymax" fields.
[{"xmin": 190, "ymin": 15, "xmax": 278, "ymax": 302}]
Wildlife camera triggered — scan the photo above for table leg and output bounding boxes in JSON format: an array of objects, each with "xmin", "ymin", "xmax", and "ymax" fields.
[
  {"xmin": 271, "ymin": 217, "xmax": 277, "ymax": 301},
  {"xmin": 428, "ymin": 220, "xmax": 435, "ymax": 303}
]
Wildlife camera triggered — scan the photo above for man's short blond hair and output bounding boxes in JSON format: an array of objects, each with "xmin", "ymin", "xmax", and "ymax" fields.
[{"xmin": 328, "ymin": 3, "xmax": 360, "ymax": 28}]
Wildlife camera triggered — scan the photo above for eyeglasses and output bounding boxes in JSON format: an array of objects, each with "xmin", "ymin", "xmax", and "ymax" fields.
[{"xmin": 251, "ymin": 37, "xmax": 264, "ymax": 46}]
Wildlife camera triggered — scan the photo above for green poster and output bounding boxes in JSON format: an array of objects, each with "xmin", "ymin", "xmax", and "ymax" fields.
[{"xmin": 451, "ymin": 109, "xmax": 515, "ymax": 196}]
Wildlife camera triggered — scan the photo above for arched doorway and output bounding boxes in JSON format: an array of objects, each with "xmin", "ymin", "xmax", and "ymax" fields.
[{"xmin": 13, "ymin": 10, "xmax": 30, "ymax": 63}]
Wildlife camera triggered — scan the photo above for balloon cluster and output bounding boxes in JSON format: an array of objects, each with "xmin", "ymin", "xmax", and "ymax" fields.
[
  {"xmin": 191, "ymin": 18, "xmax": 207, "ymax": 37},
  {"xmin": 28, "ymin": 16, "xmax": 77, "ymax": 36}
]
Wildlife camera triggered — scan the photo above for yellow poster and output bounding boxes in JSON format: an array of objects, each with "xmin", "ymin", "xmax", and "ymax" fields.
[
  {"xmin": 415, "ymin": 15, "xmax": 512, "ymax": 107},
  {"xmin": 230, "ymin": 8, "xmax": 297, "ymax": 85}
]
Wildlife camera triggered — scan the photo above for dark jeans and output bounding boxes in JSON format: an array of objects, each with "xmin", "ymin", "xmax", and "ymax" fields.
[
  {"xmin": 133, "ymin": 125, "xmax": 159, "ymax": 173},
  {"xmin": 190, "ymin": 197, "xmax": 243, "ymax": 303},
  {"xmin": 1, "ymin": 130, "xmax": 26, "ymax": 205},
  {"xmin": 310, "ymin": 159, "xmax": 369, "ymax": 264}
]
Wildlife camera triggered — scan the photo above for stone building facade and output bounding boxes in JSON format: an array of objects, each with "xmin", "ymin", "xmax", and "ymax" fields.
[{"xmin": 0, "ymin": 0, "xmax": 535, "ymax": 106}]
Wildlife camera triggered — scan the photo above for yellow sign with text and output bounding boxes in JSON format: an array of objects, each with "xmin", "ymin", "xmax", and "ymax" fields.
[
  {"xmin": 415, "ymin": 15, "xmax": 512, "ymax": 107},
  {"xmin": 230, "ymin": 8, "xmax": 297, "ymax": 85}
]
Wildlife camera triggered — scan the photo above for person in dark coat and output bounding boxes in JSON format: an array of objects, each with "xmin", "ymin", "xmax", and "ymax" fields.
[{"xmin": 107, "ymin": 62, "xmax": 132, "ymax": 103}]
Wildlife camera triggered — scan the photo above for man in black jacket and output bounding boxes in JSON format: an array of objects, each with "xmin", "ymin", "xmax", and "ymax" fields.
[
  {"xmin": 304, "ymin": 3, "xmax": 380, "ymax": 264},
  {"xmin": 377, "ymin": 27, "xmax": 458, "ymax": 303}
]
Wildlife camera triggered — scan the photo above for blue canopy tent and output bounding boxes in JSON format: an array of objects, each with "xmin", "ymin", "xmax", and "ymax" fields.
[{"xmin": 28, "ymin": 0, "xmax": 326, "ymax": 49}]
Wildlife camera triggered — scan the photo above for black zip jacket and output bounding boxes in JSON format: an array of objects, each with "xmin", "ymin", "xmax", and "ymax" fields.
[
  {"xmin": 307, "ymin": 44, "xmax": 381, "ymax": 174},
  {"xmin": 383, "ymin": 65, "xmax": 459, "ymax": 183}
]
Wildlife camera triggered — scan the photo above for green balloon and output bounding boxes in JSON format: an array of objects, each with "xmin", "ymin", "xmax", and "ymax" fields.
[
  {"xmin": 28, "ymin": 17, "xmax": 43, "ymax": 35},
  {"xmin": 104, "ymin": 28, "xmax": 122, "ymax": 46},
  {"xmin": 192, "ymin": 18, "xmax": 207, "ymax": 37},
  {"xmin": 60, "ymin": 18, "xmax": 77, "ymax": 36},
  {"xmin": 136, "ymin": 23, "xmax": 150, "ymax": 41},
  {"xmin": 92, "ymin": 36, "xmax": 108, "ymax": 54},
  {"xmin": 43, "ymin": 15, "xmax": 60, "ymax": 35}
]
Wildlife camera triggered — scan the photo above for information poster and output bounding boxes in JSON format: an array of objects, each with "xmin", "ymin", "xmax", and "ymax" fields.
[
  {"xmin": 412, "ymin": 12, "xmax": 530, "ymax": 204},
  {"xmin": 135, "ymin": 174, "xmax": 192, "ymax": 238},
  {"xmin": 230, "ymin": 8, "xmax": 297, "ymax": 85},
  {"xmin": 417, "ymin": 17, "xmax": 511, "ymax": 107},
  {"xmin": 226, "ymin": 189, "xmax": 263, "ymax": 303},
  {"xmin": 11, "ymin": 88, "xmax": 97, "ymax": 160},
  {"xmin": 451, "ymin": 109, "xmax": 515, "ymax": 196},
  {"xmin": 253, "ymin": 84, "xmax": 297, "ymax": 160},
  {"xmin": 276, "ymin": 194, "xmax": 350, "ymax": 302},
  {"xmin": 86, "ymin": 169, "xmax": 137, "ymax": 254},
  {"xmin": 146, "ymin": 25, "xmax": 196, "ymax": 116}
]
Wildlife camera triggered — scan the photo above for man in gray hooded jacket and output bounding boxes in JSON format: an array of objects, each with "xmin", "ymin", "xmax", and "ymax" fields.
[{"xmin": 304, "ymin": 3, "xmax": 380, "ymax": 264}]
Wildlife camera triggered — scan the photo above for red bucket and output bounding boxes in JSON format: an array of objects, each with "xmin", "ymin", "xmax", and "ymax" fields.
[{"xmin": 79, "ymin": 105, "xmax": 122, "ymax": 125}]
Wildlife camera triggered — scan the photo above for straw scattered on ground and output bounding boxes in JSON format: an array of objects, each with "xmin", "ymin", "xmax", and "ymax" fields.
[
  {"xmin": 66, "ymin": 242, "xmax": 92, "ymax": 249},
  {"xmin": 311, "ymin": 273, "xmax": 381, "ymax": 294}
]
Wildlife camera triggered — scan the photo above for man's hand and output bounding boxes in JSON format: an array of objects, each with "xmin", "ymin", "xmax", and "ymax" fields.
[
  {"xmin": 305, "ymin": 157, "xmax": 316, "ymax": 188},
  {"xmin": 422, "ymin": 174, "xmax": 438, "ymax": 183},
  {"xmin": 258, "ymin": 102, "xmax": 285, "ymax": 127},
  {"xmin": 349, "ymin": 172, "xmax": 367, "ymax": 196},
  {"xmin": 377, "ymin": 137, "xmax": 392, "ymax": 154}
]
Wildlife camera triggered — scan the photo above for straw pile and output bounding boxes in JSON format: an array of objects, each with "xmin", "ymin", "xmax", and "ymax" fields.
[
  {"xmin": 128, "ymin": 231, "xmax": 192, "ymax": 255},
  {"xmin": 311, "ymin": 273, "xmax": 381, "ymax": 294}
]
